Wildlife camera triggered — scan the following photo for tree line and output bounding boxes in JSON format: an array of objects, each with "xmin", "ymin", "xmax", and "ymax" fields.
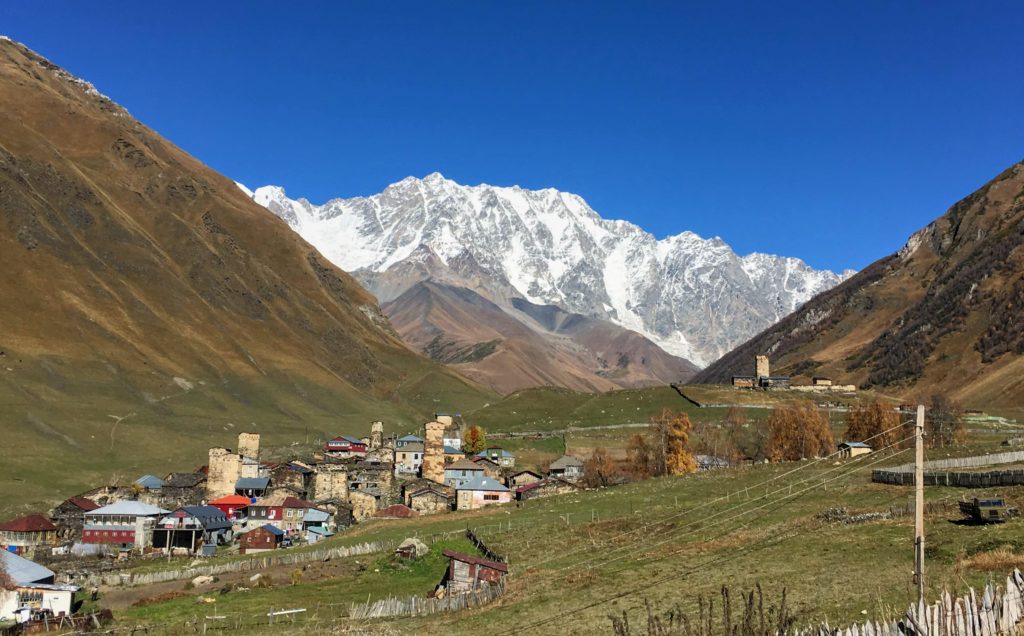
[{"xmin": 582, "ymin": 395, "xmax": 966, "ymax": 487}]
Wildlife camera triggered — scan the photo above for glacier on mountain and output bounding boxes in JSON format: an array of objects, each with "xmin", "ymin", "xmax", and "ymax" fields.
[{"xmin": 243, "ymin": 173, "xmax": 852, "ymax": 366}]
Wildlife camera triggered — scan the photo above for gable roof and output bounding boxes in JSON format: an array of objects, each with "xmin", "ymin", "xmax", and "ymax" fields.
[
  {"xmin": 1, "ymin": 551, "xmax": 55, "ymax": 585},
  {"xmin": 134, "ymin": 474, "xmax": 165, "ymax": 489},
  {"xmin": 303, "ymin": 508, "xmax": 330, "ymax": 523},
  {"xmin": 409, "ymin": 486, "xmax": 449, "ymax": 499},
  {"xmin": 209, "ymin": 495, "xmax": 250, "ymax": 506},
  {"xmin": 235, "ymin": 477, "xmax": 270, "ymax": 490},
  {"xmin": 254, "ymin": 524, "xmax": 284, "ymax": 536},
  {"xmin": 375, "ymin": 504, "xmax": 418, "ymax": 519},
  {"xmin": 840, "ymin": 441, "xmax": 872, "ymax": 449},
  {"xmin": 447, "ymin": 458, "xmax": 484, "ymax": 471},
  {"xmin": 441, "ymin": 549, "xmax": 508, "ymax": 573},
  {"xmin": 443, "ymin": 445, "xmax": 463, "ymax": 454},
  {"xmin": 63, "ymin": 496, "xmax": 100, "ymax": 512},
  {"xmin": 471, "ymin": 457, "xmax": 500, "ymax": 468},
  {"xmin": 397, "ymin": 434, "xmax": 423, "ymax": 443},
  {"xmin": 163, "ymin": 472, "xmax": 206, "ymax": 488},
  {"xmin": 281, "ymin": 496, "xmax": 315, "ymax": 510},
  {"xmin": 550, "ymin": 455, "xmax": 584, "ymax": 470},
  {"xmin": 511, "ymin": 469, "xmax": 543, "ymax": 479},
  {"xmin": 458, "ymin": 476, "xmax": 510, "ymax": 492},
  {"xmin": 397, "ymin": 442, "xmax": 424, "ymax": 453},
  {"xmin": 86, "ymin": 501, "xmax": 168, "ymax": 517},
  {"xmin": 328, "ymin": 434, "xmax": 364, "ymax": 445},
  {"xmin": 0, "ymin": 513, "xmax": 56, "ymax": 533},
  {"xmin": 165, "ymin": 506, "xmax": 232, "ymax": 531},
  {"xmin": 476, "ymin": 448, "xmax": 513, "ymax": 458}
]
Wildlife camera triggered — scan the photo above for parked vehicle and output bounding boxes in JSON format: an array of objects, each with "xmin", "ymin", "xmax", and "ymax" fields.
[{"xmin": 959, "ymin": 498, "xmax": 1009, "ymax": 523}]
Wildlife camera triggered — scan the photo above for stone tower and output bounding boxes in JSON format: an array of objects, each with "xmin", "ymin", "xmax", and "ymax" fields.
[
  {"xmin": 207, "ymin": 447, "xmax": 241, "ymax": 500},
  {"xmin": 369, "ymin": 421, "xmax": 384, "ymax": 450},
  {"xmin": 422, "ymin": 420, "xmax": 446, "ymax": 484},
  {"xmin": 237, "ymin": 432, "xmax": 260, "ymax": 460},
  {"xmin": 755, "ymin": 355, "xmax": 770, "ymax": 379}
]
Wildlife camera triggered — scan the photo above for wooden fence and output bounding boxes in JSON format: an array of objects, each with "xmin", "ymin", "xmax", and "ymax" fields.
[
  {"xmin": 793, "ymin": 570, "xmax": 1024, "ymax": 636},
  {"xmin": 873, "ymin": 452, "xmax": 1024, "ymax": 488},
  {"xmin": 347, "ymin": 581, "xmax": 505, "ymax": 619},
  {"xmin": 466, "ymin": 528, "xmax": 507, "ymax": 564},
  {"xmin": 77, "ymin": 539, "xmax": 395, "ymax": 588}
]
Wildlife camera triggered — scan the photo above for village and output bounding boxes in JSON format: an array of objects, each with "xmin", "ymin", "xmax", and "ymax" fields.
[{"xmin": 0, "ymin": 412, "xmax": 591, "ymax": 627}]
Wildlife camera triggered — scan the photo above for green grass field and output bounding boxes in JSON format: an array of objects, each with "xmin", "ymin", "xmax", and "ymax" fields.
[{"xmin": 105, "ymin": 427, "xmax": 1024, "ymax": 635}]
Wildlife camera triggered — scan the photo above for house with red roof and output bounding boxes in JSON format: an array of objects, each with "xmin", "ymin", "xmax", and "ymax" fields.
[
  {"xmin": 374, "ymin": 504, "xmax": 418, "ymax": 519},
  {"xmin": 50, "ymin": 496, "xmax": 100, "ymax": 541},
  {"xmin": 209, "ymin": 494, "xmax": 251, "ymax": 520},
  {"xmin": 323, "ymin": 434, "xmax": 367, "ymax": 458},
  {"xmin": 0, "ymin": 514, "xmax": 59, "ymax": 555}
]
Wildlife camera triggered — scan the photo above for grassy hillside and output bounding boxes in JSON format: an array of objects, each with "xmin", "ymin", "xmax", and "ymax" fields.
[
  {"xmin": 695, "ymin": 160, "xmax": 1024, "ymax": 408},
  {"xmin": 113, "ymin": 432, "xmax": 1024, "ymax": 634}
]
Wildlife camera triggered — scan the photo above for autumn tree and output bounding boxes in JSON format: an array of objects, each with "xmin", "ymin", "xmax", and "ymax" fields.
[
  {"xmin": 626, "ymin": 433, "xmax": 654, "ymax": 478},
  {"xmin": 583, "ymin": 447, "xmax": 620, "ymax": 487},
  {"xmin": 462, "ymin": 425, "xmax": 487, "ymax": 454},
  {"xmin": 843, "ymin": 401, "xmax": 901, "ymax": 449},
  {"xmin": 926, "ymin": 394, "xmax": 966, "ymax": 448},
  {"xmin": 766, "ymin": 402, "xmax": 835, "ymax": 462},
  {"xmin": 650, "ymin": 409, "xmax": 697, "ymax": 476}
]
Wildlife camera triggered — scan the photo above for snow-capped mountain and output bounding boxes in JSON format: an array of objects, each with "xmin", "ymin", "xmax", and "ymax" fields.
[{"xmin": 243, "ymin": 173, "xmax": 853, "ymax": 367}]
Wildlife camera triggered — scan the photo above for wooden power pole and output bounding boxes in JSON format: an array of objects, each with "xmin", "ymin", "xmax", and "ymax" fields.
[{"xmin": 914, "ymin": 404, "xmax": 926, "ymax": 609}]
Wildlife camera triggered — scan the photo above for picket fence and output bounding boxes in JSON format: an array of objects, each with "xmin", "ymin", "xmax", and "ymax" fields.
[
  {"xmin": 873, "ymin": 452, "xmax": 1024, "ymax": 488},
  {"xmin": 347, "ymin": 581, "xmax": 506, "ymax": 619},
  {"xmin": 795, "ymin": 570, "xmax": 1024, "ymax": 636}
]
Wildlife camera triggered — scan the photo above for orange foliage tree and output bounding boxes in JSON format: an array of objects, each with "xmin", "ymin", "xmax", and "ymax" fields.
[
  {"xmin": 766, "ymin": 402, "xmax": 834, "ymax": 461},
  {"xmin": 626, "ymin": 433, "xmax": 654, "ymax": 478},
  {"xmin": 583, "ymin": 447, "xmax": 620, "ymax": 487},
  {"xmin": 843, "ymin": 400, "xmax": 901, "ymax": 449},
  {"xmin": 651, "ymin": 409, "xmax": 697, "ymax": 476},
  {"xmin": 462, "ymin": 425, "xmax": 487, "ymax": 454}
]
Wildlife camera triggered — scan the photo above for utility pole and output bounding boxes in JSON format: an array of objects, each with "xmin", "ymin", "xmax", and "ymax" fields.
[{"xmin": 914, "ymin": 404, "xmax": 926, "ymax": 610}]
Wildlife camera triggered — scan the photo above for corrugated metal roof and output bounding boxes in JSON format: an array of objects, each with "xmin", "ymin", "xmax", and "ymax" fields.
[
  {"xmin": 397, "ymin": 434, "xmax": 423, "ymax": 442},
  {"xmin": 550, "ymin": 455, "xmax": 583, "ymax": 469},
  {"xmin": 235, "ymin": 477, "xmax": 270, "ymax": 490},
  {"xmin": 133, "ymin": 474, "xmax": 165, "ymax": 489},
  {"xmin": 457, "ymin": 476, "xmax": 509, "ymax": 492},
  {"xmin": 85, "ymin": 501, "xmax": 169, "ymax": 517},
  {"xmin": 1, "ymin": 551, "xmax": 55, "ymax": 585},
  {"xmin": 840, "ymin": 441, "xmax": 872, "ymax": 449}
]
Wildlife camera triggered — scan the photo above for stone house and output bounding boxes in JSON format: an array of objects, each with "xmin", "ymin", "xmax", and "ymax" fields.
[
  {"xmin": 475, "ymin": 448, "xmax": 515, "ymax": 469},
  {"xmin": 444, "ymin": 445, "xmax": 466, "ymax": 463},
  {"xmin": 158, "ymin": 472, "xmax": 207, "ymax": 508},
  {"xmin": 50, "ymin": 496, "xmax": 99, "ymax": 542},
  {"xmin": 516, "ymin": 477, "xmax": 580, "ymax": 501},
  {"xmin": 471, "ymin": 457, "xmax": 502, "ymax": 480},
  {"xmin": 268, "ymin": 463, "xmax": 313, "ymax": 498},
  {"xmin": 311, "ymin": 462, "xmax": 349, "ymax": 502},
  {"xmin": 408, "ymin": 487, "xmax": 451, "ymax": 515},
  {"xmin": 349, "ymin": 489, "xmax": 381, "ymax": 521},
  {"xmin": 396, "ymin": 434, "xmax": 423, "ymax": 449},
  {"xmin": 243, "ymin": 492, "xmax": 288, "ymax": 530},
  {"xmin": 280, "ymin": 497, "xmax": 317, "ymax": 535},
  {"xmin": 506, "ymin": 470, "xmax": 544, "ymax": 488},
  {"xmin": 455, "ymin": 476, "xmax": 511, "ymax": 511}
]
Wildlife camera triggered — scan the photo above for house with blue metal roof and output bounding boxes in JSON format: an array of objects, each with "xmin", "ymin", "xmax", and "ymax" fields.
[{"xmin": 838, "ymin": 441, "xmax": 873, "ymax": 458}]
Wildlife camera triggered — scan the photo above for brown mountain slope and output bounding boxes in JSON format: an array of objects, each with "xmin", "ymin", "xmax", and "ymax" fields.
[
  {"xmin": 695, "ymin": 159, "xmax": 1024, "ymax": 408},
  {"xmin": 383, "ymin": 281, "xmax": 697, "ymax": 394},
  {"xmin": 0, "ymin": 38, "xmax": 492, "ymax": 512}
]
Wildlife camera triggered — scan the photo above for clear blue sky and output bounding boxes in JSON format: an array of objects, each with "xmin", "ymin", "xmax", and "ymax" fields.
[{"xmin": 3, "ymin": 2, "xmax": 1023, "ymax": 272}]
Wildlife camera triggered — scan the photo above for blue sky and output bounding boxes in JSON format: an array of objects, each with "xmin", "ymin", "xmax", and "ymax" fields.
[{"xmin": 3, "ymin": 2, "xmax": 1023, "ymax": 272}]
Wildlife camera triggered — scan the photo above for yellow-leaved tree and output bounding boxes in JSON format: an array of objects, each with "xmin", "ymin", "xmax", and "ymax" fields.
[
  {"xmin": 767, "ymin": 402, "xmax": 834, "ymax": 462},
  {"xmin": 651, "ymin": 409, "xmax": 697, "ymax": 475}
]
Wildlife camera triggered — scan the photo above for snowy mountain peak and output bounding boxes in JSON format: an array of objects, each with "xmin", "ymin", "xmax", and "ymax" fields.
[{"xmin": 241, "ymin": 176, "xmax": 852, "ymax": 366}]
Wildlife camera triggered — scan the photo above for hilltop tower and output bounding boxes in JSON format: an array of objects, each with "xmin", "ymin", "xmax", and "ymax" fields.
[
  {"xmin": 755, "ymin": 355, "xmax": 770, "ymax": 380},
  {"xmin": 237, "ymin": 432, "xmax": 260, "ymax": 460}
]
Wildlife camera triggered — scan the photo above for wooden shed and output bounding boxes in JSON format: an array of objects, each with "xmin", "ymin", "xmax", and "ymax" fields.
[{"xmin": 438, "ymin": 549, "xmax": 508, "ymax": 594}]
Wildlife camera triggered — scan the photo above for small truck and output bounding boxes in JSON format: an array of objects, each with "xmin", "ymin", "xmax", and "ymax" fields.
[{"xmin": 959, "ymin": 498, "xmax": 1009, "ymax": 524}]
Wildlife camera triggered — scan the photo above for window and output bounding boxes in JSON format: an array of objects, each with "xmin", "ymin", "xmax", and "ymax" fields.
[{"xmin": 484, "ymin": 494, "xmax": 500, "ymax": 501}]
